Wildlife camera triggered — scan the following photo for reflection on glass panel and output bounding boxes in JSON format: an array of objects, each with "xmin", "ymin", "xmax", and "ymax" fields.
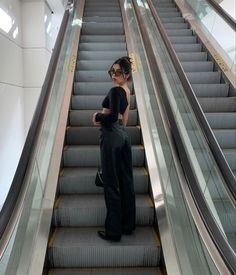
[
  {"xmin": 215, "ymin": 0, "xmax": 236, "ymax": 20},
  {"xmin": 185, "ymin": 0, "xmax": 236, "ymax": 73}
]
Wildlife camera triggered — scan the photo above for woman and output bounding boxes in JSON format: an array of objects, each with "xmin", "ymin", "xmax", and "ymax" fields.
[{"xmin": 92, "ymin": 56, "xmax": 136, "ymax": 242}]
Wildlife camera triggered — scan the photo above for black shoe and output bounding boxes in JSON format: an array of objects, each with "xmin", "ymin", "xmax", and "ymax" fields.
[{"xmin": 97, "ymin": 230, "xmax": 121, "ymax": 242}]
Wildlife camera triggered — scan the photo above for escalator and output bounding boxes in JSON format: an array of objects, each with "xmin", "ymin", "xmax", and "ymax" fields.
[
  {"xmin": 1, "ymin": 0, "xmax": 235, "ymax": 274},
  {"xmin": 152, "ymin": 0, "xmax": 236, "ymax": 177},
  {"xmin": 46, "ymin": 0, "xmax": 162, "ymax": 273},
  {"xmin": 151, "ymin": 0, "xmax": 236, "ymax": 253}
]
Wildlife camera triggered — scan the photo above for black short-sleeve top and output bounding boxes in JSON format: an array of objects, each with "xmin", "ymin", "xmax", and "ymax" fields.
[{"xmin": 95, "ymin": 86, "xmax": 128, "ymax": 124}]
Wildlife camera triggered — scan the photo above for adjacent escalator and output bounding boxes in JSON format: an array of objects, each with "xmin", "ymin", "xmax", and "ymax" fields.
[
  {"xmin": 152, "ymin": 0, "xmax": 236, "ymax": 252},
  {"xmin": 46, "ymin": 0, "xmax": 162, "ymax": 273}
]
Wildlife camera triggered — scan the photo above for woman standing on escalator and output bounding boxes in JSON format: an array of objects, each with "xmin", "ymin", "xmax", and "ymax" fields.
[{"xmin": 92, "ymin": 56, "xmax": 136, "ymax": 242}]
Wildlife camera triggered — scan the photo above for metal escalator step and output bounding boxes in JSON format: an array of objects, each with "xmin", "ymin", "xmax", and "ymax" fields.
[
  {"xmin": 83, "ymin": 11, "xmax": 121, "ymax": 17},
  {"xmin": 84, "ymin": 7, "xmax": 120, "ymax": 12},
  {"xmin": 53, "ymin": 194, "xmax": 154, "ymax": 227},
  {"xmin": 177, "ymin": 52, "xmax": 207, "ymax": 61},
  {"xmin": 66, "ymin": 126, "xmax": 141, "ymax": 145},
  {"xmin": 161, "ymin": 17, "xmax": 184, "ymax": 23},
  {"xmin": 223, "ymin": 149, "xmax": 236, "ymax": 171},
  {"xmin": 83, "ymin": 17, "xmax": 122, "ymax": 23},
  {"xmin": 48, "ymin": 227, "xmax": 160, "ymax": 268},
  {"xmin": 156, "ymin": 7, "xmax": 178, "ymax": 12},
  {"xmin": 69, "ymin": 110, "xmax": 138, "ymax": 126},
  {"xmin": 76, "ymin": 60, "xmax": 114, "ymax": 70},
  {"xmin": 186, "ymin": 71, "xmax": 221, "ymax": 84},
  {"xmin": 63, "ymin": 145, "xmax": 145, "ymax": 167},
  {"xmin": 75, "ymin": 71, "xmax": 111, "ymax": 82},
  {"xmin": 192, "ymin": 84, "xmax": 229, "ymax": 97},
  {"xmin": 163, "ymin": 22, "xmax": 188, "ymax": 29},
  {"xmin": 213, "ymin": 200, "xmax": 236, "ymax": 234},
  {"xmin": 74, "ymin": 82, "xmax": 114, "ymax": 95},
  {"xmin": 80, "ymin": 35, "xmax": 125, "ymax": 43},
  {"xmin": 198, "ymin": 97, "xmax": 236, "ymax": 112},
  {"xmin": 181, "ymin": 61, "xmax": 213, "ymax": 72},
  {"xmin": 71, "ymin": 94, "xmax": 136, "ymax": 109},
  {"xmin": 49, "ymin": 267, "xmax": 162, "ymax": 275},
  {"xmin": 166, "ymin": 29, "xmax": 192, "ymax": 36},
  {"xmin": 213, "ymin": 129, "xmax": 236, "ymax": 148},
  {"xmin": 78, "ymin": 51, "xmax": 127, "ymax": 60},
  {"xmin": 79, "ymin": 42, "xmax": 126, "ymax": 51},
  {"xmin": 155, "ymin": 2, "xmax": 175, "ymax": 8},
  {"xmin": 157, "ymin": 12, "xmax": 181, "ymax": 18},
  {"xmin": 59, "ymin": 167, "xmax": 149, "ymax": 194},
  {"xmin": 86, "ymin": 2, "xmax": 119, "ymax": 6},
  {"xmin": 169, "ymin": 35, "xmax": 197, "ymax": 44},
  {"xmin": 205, "ymin": 113, "xmax": 236, "ymax": 129},
  {"xmin": 173, "ymin": 43, "xmax": 202, "ymax": 52},
  {"xmin": 81, "ymin": 22, "xmax": 124, "ymax": 35}
]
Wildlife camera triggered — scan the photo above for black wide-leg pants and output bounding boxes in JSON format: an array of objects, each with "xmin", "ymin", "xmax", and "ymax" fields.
[{"xmin": 100, "ymin": 121, "xmax": 136, "ymax": 237}]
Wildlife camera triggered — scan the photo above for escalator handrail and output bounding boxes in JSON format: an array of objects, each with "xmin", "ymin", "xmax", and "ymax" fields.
[
  {"xmin": 206, "ymin": 0, "xmax": 236, "ymax": 31},
  {"xmin": 0, "ymin": 7, "xmax": 70, "ymax": 243},
  {"xmin": 133, "ymin": 0, "xmax": 236, "ymax": 273},
  {"xmin": 147, "ymin": 0, "xmax": 236, "ymax": 200}
]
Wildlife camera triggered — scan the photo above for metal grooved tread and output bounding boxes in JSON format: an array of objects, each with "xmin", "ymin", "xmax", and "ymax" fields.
[
  {"xmin": 47, "ymin": 0, "xmax": 161, "ymax": 273},
  {"xmin": 153, "ymin": 0, "xmax": 236, "ymax": 249}
]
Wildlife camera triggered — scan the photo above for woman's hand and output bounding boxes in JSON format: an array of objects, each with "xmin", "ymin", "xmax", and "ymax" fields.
[{"xmin": 92, "ymin": 112, "xmax": 101, "ymax": 126}]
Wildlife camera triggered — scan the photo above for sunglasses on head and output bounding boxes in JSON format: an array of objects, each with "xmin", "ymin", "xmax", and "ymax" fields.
[{"xmin": 108, "ymin": 68, "xmax": 124, "ymax": 77}]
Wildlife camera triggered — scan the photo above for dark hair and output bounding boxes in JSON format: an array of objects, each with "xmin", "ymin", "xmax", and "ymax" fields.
[{"xmin": 111, "ymin": 56, "xmax": 132, "ymax": 79}]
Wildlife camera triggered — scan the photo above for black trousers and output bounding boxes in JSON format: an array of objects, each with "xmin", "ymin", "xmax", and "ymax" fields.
[{"xmin": 100, "ymin": 121, "xmax": 136, "ymax": 237}]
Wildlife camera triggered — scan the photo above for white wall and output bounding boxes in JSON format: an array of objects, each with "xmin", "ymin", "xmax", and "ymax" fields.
[{"xmin": 0, "ymin": 0, "xmax": 65, "ymax": 209}]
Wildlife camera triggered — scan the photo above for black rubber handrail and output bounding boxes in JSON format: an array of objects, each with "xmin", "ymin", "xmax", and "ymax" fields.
[
  {"xmin": 0, "ymin": 9, "xmax": 70, "ymax": 240},
  {"xmin": 132, "ymin": 0, "xmax": 236, "ymax": 273},
  {"xmin": 147, "ymin": 0, "xmax": 236, "ymax": 200},
  {"xmin": 207, "ymin": 0, "xmax": 236, "ymax": 31}
]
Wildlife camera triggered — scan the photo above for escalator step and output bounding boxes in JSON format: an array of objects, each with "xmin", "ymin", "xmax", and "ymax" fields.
[
  {"xmin": 76, "ymin": 60, "xmax": 115, "ymax": 70},
  {"xmin": 53, "ymin": 194, "xmax": 154, "ymax": 227},
  {"xmin": 163, "ymin": 22, "xmax": 188, "ymax": 29},
  {"xmin": 160, "ymin": 17, "xmax": 184, "ymax": 23},
  {"xmin": 173, "ymin": 43, "xmax": 202, "ymax": 52},
  {"xmin": 75, "ymin": 70, "xmax": 111, "ymax": 82},
  {"xmin": 191, "ymin": 84, "xmax": 229, "ymax": 97},
  {"xmin": 63, "ymin": 145, "xmax": 145, "ymax": 167},
  {"xmin": 79, "ymin": 42, "xmax": 126, "ymax": 51},
  {"xmin": 48, "ymin": 227, "xmax": 160, "ymax": 268},
  {"xmin": 157, "ymin": 12, "xmax": 181, "ymax": 18},
  {"xmin": 59, "ymin": 167, "xmax": 149, "ymax": 194},
  {"xmin": 198, "ymin": 97, "xmax": 236, "ymax": 112},
  {"xmin": 177, "ymin": 52, "xmax": 207, "ymax": 61},
  {"xmin": 69, "ymin": 109, "xmax": 138, "ymax": 126},
  {"xmin": 83, "ymin": 16, "xmax": 122, "ymax": 22},
  {"xmin": 66, "ymin": 126, "xmax": 141, "ymax": 145},
  {"xmin": 71, "ymin": 94, "xmax": 136, "ymax": 109},
  {"xmin": 186, "ymin": 72, "xmax": 221, "ymax": 84},
  {"xmin": 181, "ymin": 61, "xmax": 213, "ymax": 72},
  {"xmin": 80, "ymin": 35, "xmax": 125, "ymax": 43},
  {"xmin": 74, "ymin": 82, "xmax": 114, "ymax": 95},
  {"xmin": 78, "ymin": 51, "xmax": 127, "ymax": 60},
  {"xmin": 83, "ymin": 11, "xmax": 121, "ymax": 17},
  {"xmin": 169, "ymin": 35, "xmax": 197, "ymax": 44},
  {"xmin": 49, "ymin": 267, "xmax": 162, "ymax": 275},
  {"xmin": 205, "ymin": 113, "xmax": 236, "ymax": 128}
]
